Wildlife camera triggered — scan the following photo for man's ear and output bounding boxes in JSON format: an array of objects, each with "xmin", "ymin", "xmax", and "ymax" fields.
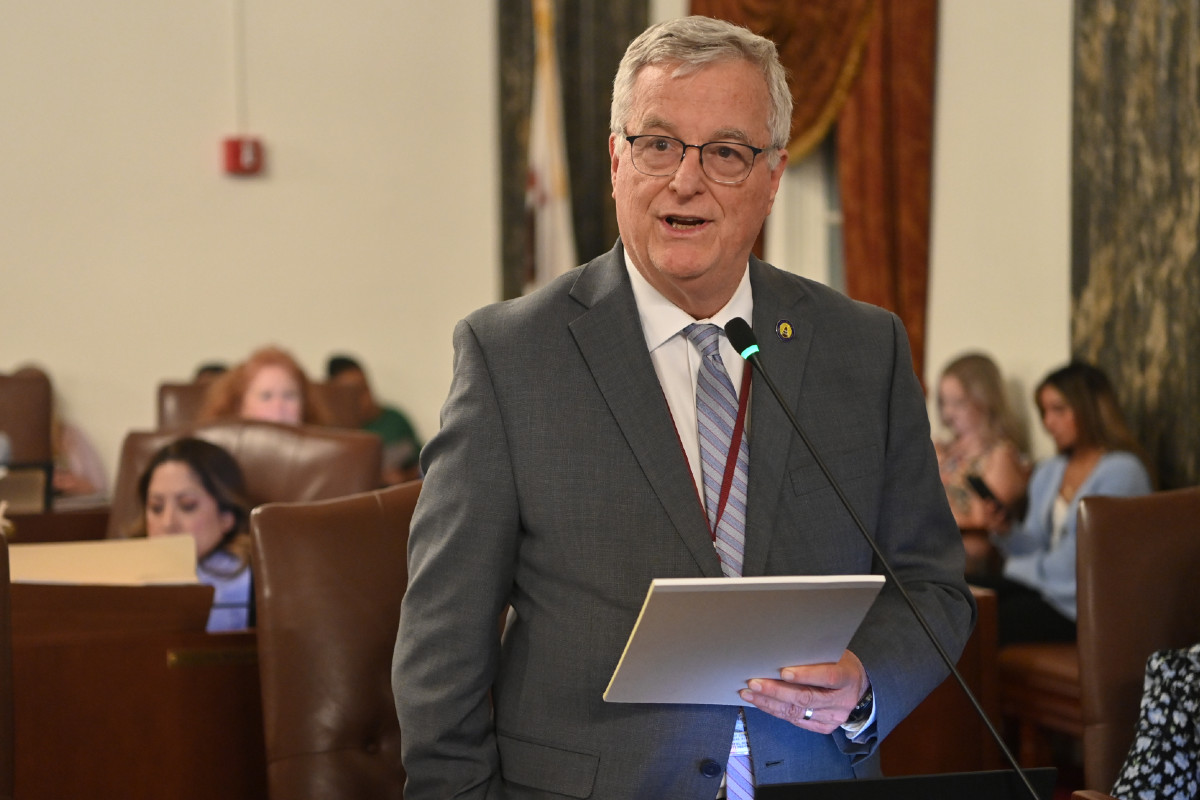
[{"xmin": 609, "ymin": 133, "xmax": 622, "ymax": 195}]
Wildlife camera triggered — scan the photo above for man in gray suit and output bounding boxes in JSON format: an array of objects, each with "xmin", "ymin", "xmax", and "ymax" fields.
[{"xmin": 394, "ymin": 15, "xmax": 974, "ymax": 798}]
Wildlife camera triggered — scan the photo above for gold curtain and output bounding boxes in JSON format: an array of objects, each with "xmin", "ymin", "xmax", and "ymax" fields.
[{"xmin": 691, "ymin": 0, "xmax": 938, "ymax": 383}]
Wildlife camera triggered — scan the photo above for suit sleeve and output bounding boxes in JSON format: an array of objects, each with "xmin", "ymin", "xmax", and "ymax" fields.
[{"xmin": 393, "ymin": 319, "xmax": 516, "ymax": 799}]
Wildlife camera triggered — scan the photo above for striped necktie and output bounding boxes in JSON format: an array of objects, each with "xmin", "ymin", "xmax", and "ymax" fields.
[{"xmin": 683, "ymin": 323, "xmax": 749, "ymax": 577}]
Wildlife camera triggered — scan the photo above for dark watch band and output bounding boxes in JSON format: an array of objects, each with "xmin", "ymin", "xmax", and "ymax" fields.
[{"xmin": 846, "ymin": 687, "xmax": 874, "ymax": 725}]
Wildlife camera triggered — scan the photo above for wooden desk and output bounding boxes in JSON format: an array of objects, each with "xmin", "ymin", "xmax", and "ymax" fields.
[
  {"xmin": 11, "ymin": 585, "xmax": 266, "ymax": 800},
  {"xmin": 6, "ymin": 508, "xmax": 109, "ymax": 544}
]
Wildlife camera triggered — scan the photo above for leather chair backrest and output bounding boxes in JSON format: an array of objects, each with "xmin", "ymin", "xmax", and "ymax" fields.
[
  {"xmin": 156, "ymin": 382, "xmax": 210, "ymax": 430},
  {"xmin": 157, "ymin": 381, "xmax": 362, "ymax": 429},
  {"xmin": 1076, "ymin": 486, "xmax": 1200, "ymax": 791},
  {"xmin": 0, "ymin": 372, "xmax": 54, "ymax": 513},
  {"xmin": 250, "ymin": 480, "xmax": 419, "ymax": 800},
  {"xmin": 0, "ymin": 372, "xmax": 52, "ymax": 464},
  {"xmin": 107, "ymin": 420, "xmax": 383, "ymax": 539}
]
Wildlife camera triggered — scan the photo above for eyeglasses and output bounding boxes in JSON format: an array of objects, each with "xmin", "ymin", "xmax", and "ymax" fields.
[{"xmin": 624, "ymin": 134, "xmax": 765, "ymax": 184}]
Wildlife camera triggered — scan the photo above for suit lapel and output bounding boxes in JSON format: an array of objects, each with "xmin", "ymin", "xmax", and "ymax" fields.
[
  {"xmin": 743, "ymin": 260, "xmax": 814, "ymax": 576},
  {"xmin": 568, "ymin": 246, "xmax": 723, "ymax": 577}
]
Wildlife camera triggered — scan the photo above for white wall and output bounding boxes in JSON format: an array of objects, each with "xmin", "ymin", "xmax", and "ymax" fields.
[
  {"xmin": 0, "ymin": 1, "xmax": 1072, "ymax": 490},
  {"xmin": 0, "ymin": 0, "xmax": 499, "ymax": 488},
  {"xmin": 926, "ymin": 1, "xmax": 1073, "ymax": 458}
]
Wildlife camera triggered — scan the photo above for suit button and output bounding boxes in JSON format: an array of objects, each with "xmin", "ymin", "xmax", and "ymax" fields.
[{"xmin": 699, "ymin": 758, "xmax": 723, "ymax": 778}]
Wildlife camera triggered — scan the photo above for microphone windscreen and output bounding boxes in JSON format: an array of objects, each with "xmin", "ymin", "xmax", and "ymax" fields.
[{"xmin": 724, "ymin": 317, "xmax": 758, "ymax": 358}]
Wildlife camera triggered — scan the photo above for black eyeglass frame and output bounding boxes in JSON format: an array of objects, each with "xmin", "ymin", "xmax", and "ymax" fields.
[{"xmin": 623, "ymin": 134, "xmax": 766, "ymax": 185}]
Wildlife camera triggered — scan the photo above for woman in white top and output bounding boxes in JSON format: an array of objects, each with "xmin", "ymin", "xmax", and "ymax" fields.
[{"xmin": 133, "ymin": 437, "xmax": 254, "ymax": 631}]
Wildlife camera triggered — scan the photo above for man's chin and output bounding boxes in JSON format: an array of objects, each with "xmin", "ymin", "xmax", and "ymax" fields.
[{"xmin": 647, "ymin": 244, "xmax": 717, "ymax": 281}]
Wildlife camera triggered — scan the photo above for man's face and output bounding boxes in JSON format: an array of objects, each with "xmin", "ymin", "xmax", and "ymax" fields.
[
  {"xmin": 331, "ymin": 367, "xmax": 375, "ymax": 423},
  {"xmin": 610, "ymin": 58, "xmax": 787, "ymax": 318}
]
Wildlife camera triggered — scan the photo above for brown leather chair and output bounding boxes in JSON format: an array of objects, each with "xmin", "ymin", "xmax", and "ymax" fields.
[
  {"xmin": 156, "ymin": 381, "xmax": 211, "ymax": 430},
  {"xmin": 250, "ymin": 480, "xmax": 419, "ymax": 800},
  {"xmin": 0, "ymin": 371, "xmax": 52, "ymax": 465},
  {"xmin": 881, "ymin": 585, "xmax": 1006, "ymax": 775},
  {"xmin": 0, "ymin": 539, "xmax": 14, "ymax": 800},
  {"xmin": 157, "ymin": 381, "xmax": 363, "ymax": 429},
  {"xmin": 996, "ymin": 641, "xmax": 1081, "ymax": 766},
  {"xmin": 1074, "ymin": 486, "xmax": 1200, "ymax": 793},
  {"xmin": 0, "ymin": 371, "xmax": 54, "ymax": 513},
  {"xmin": 878, "ymin": 587, "xmax": 1008, "ymax": 777},
  {"xmin": 106, "ymin": 420, "xmax": 383, "ymax": 539},
  {"xmin": 993, "ymin": 506, "xmax": 1085, "ymax": 767}
]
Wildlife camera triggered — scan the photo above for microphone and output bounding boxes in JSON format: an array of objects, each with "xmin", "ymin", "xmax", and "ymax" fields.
[{"xmin": 724, "ymin": 317, "xmax": 1041, "ymax": 800}]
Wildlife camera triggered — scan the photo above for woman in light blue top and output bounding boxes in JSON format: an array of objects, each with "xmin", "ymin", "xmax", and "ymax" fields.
[
  {"xmin": 981, "ymin": 361, "xmax": 1153, "ymax": 645},
  {"xmin": 133, "ymin": 438, "xmax": 254, "ymax": 632}
]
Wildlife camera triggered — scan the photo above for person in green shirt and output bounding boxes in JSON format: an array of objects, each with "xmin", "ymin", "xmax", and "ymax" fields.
[{"xmin": 327, "ymin": 354, "xmax": 422, "ymax": 484}]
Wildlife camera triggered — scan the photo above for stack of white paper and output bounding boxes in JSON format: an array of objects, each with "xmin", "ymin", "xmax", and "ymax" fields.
[{"xmin": 604, "ymin": 575, "xmax": 885, "ymax": 706}]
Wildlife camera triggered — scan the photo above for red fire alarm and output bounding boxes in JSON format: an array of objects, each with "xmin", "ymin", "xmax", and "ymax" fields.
[{"xmin": 223, "ymin": 137, "xmax": 265, "ymax": 176}]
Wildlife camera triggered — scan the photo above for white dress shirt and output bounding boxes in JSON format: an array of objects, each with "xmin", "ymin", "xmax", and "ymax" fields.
[{"xmin": 625, "ymin": 250, "xmax": 753, "ymax": 496}]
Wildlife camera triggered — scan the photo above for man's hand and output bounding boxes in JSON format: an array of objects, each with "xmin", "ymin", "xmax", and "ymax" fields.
[{"xmin": 737, "ymin": 649, "xmax": 870, "ymax": 733}]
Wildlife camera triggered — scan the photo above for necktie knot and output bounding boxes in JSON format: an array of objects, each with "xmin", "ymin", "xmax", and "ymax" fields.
[{"xmin": 683, "ymin": 322, "xmax": 723, "ymax": 360}]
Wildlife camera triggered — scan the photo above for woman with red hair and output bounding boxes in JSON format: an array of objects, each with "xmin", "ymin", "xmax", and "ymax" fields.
[{"xmin": 198, "ymin": 345, "xmax": 330, "ymax": 426}]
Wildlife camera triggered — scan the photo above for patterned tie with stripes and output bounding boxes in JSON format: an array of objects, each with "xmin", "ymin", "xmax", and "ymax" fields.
[
  {"xmin": 684, "ymin": 323, "xmax": 749, "ymax": 577},
  {"xmin": 683, "ymin": 323, "xmax": 754, "ymax": 798}
]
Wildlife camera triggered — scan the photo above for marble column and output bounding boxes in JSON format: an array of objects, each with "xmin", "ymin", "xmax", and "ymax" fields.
[{"xmin": 1073, "ymin": 0, "xmax": 1200, "ymax": 488}]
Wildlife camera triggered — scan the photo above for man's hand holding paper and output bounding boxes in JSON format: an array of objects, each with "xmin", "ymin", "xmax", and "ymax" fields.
[{"xmin": 739, "ymin": 649, "xmax": 870, "ymax": 734}]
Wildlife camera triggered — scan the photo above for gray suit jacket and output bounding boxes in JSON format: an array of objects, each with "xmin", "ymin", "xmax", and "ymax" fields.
[{"xmin": 394, "ymin": 242, "xmax": 974, "ymax": 799}]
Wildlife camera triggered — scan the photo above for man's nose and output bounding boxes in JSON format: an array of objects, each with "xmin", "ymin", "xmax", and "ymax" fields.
[{"xmin": 670, "ymin": 146, "xmax": 707, "ymax": 192}]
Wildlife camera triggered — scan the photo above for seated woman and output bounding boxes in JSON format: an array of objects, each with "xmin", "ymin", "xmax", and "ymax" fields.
[
  {"xmin": 1110, "ymin": 643, "xmax": 1200, "ymax": 800},
  {"xmin": 13, "ymin": 364, "xmax": 109, "ymax": 501},
  {"xmin": 934, "ymin": 352, "xmax": 1031, "ymax": 529},
  {"xmin": 198, "ymin": 345, "xmax": 330, "ymax": 426},
  {"xmin": 133, "ymin": 437, "xmax": 254, "ymax": 632},
  {"xmin": 980, "ymin": 361, "xmax": 1154, "ymax": 646}
]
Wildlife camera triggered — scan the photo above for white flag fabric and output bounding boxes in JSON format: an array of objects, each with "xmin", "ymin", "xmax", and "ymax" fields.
[{"xmin": 525, "ymin": 0, "xmax": 578, "ymax": 292}]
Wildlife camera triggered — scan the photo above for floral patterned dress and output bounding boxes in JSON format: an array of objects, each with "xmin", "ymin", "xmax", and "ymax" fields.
[{"xmin": 1112, "ymin": 644, "xmax": 1200, "ymax": 800}]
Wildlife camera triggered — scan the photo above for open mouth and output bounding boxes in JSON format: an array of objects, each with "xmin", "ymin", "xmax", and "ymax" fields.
[{"xmin": 665, "ymin": 215, "xmax": 706, "ymax": 230}]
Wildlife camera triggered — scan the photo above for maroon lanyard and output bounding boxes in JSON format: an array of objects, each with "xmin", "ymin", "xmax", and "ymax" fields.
[
  {"xmin": 708, "ymin": 364, "xmax": 753, "ymax": 540},
  {"xmin": 670, "ymin": 363, "xmax": 753, "ymax": 543}
]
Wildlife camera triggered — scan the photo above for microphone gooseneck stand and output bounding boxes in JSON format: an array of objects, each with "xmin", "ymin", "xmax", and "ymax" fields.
[{"xmin": 723, "ymin": 317, "xmax": 1041, "ymax": 800}]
